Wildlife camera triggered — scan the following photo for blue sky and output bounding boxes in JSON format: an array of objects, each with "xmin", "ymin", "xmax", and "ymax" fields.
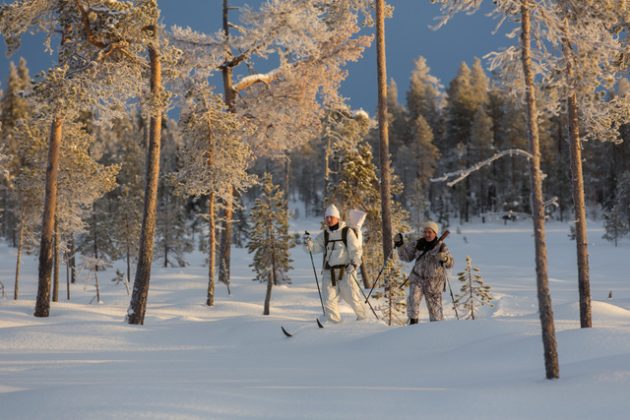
[{"xmin": 0, "ymin": 1, "xmax": 510, "ymax": 114}]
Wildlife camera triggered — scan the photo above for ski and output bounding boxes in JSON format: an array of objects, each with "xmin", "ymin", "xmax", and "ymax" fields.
[{"xmin": 281, "ymin": 318, "xmax": 324, "ymax": 338}]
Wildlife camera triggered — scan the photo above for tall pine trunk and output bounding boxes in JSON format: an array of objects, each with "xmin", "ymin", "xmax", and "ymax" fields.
[
  {"xmin": 219, "ymin": 188, "xmax": 234, "ymax": 291},
  {"xmin": 128, "ymin": 31, "xmax": 163, "ymax": 325},
  {"xmin": 562, "ymin": 24, "xmax": 592, "ymax": 328},
  {"xmin": 375, "ymin": 0, "xmax": 394, "ymax": 326},
  {"xmin": 520, "ymin": 0, "xmax": 559, "ymax": 379},
  {"xmin": 218, "ymin": 0, "xmax": 236, "ymax": 292},
  {"xmin": 14, "ymin": 211, "xmax": 24, "ymax": 300},
  {"xmin": 52, "ymin": 218, "xmax": 60, "ymax": 302},
  {"xmin": 207, "ymin": 192, "xmax": 216, "ymax": 306},
  {"xmin": 34, "ymin": 116, "xmax": 63, "ymax": 317},
  {"xmin": 264, "ymin": 223, "xmax": 275, "ymax": 316},
  {"xmin": 69, "ymin": 234, "xmax": 76, "ymax": 284}
]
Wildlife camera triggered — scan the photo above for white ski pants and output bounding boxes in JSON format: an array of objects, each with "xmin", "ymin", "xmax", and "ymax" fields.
[{"xmin": 320, "ymin": 268, "xmax": 367, "ymax": 323}]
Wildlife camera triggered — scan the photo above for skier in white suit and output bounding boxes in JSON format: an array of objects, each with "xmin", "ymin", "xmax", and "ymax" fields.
[{"xmin": 303, "ymin": 204, "xmax": 367, "ymax": 323}]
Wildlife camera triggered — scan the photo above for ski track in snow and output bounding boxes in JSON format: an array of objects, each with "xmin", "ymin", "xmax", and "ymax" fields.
[{"xmin": 1, "ymin": 220, "xmax": 630, "ymax": 419}]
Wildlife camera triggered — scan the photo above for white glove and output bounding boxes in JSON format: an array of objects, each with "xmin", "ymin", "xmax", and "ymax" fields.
[
  {"xmin": 346, "ymin": 263, "xmax": 357, "ymax": 275},
  {"xmin": 303, "ymin": 235, "xmax": 313, "ymax": 252}
]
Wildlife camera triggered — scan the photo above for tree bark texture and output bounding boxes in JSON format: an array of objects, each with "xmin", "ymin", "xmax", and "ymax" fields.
[
  {"xmin": 521, "ymin": 0, "xmax": 560, "ymax": 379},
  {"xmin": 562, "ymin": 29, "xmax": 592, "ymax": 329},
  {"xmin": 207, "ymin": 192, "xmax": 216, "ymax": 306},
  {"xmin": 35, "ymin": 117, "xmax": 63, "ymax": 317},
  {"xmin": 52, "ymin": 218, "xmax": 60, "ymax": 302},
  {"xmin": 14, "ymin": 213, "xmax": 24, "ymax": 300},
  {"xmin": 375, "ymin": 0, "xmax": 393, "ymax": 265},
  {"xmin": 128, "ymin": 39, "xmax": 163, "ymax": 325}
]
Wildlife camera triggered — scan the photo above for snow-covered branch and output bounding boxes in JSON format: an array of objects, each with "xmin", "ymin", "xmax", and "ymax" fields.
[
  {"xmin": 431, "ymin": 148, "xmax": 533, "ymax": 187},
  {"xmin": 232, "ymin": 69, "xmax": 280, "ymax": 93}
]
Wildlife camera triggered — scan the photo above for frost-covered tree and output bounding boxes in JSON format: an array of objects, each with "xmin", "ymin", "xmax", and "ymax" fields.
[
  {"xmin": 395, "ymin": 115, "xmax": 440, "ymax": 230},
  {"xmin": 0, "ymin": 0, "xmax": 161, "ymax": 318},
  {"xmin": 434, "ymin": 0, "xmax": 559, "ymax": 379},
  {"xmin": 455, "ymin": 256, "xmax": 494, "ymax": 320},
  {"xmin": 603, "ymin": 171, "xmax": 630, "ymax": 246},
  {"xmin": 174, "ymin": 82, "xmax": 255, "ymax": 306},
  {"xmin": 247, "ymin": 173, "xmax": 293, "ymax": 315},
  {"xmin": 171, "ymin": 0, "xmax": 372, "ymax": 289},
  {"xmin": 326, "ymin": 108, "xmax": 409, "ymax": 325}
]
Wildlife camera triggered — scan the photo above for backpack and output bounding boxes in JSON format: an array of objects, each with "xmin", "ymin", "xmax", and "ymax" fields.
[{"xmin": 323, "ymin": 209, "xmax": 366, "ymax": 269}]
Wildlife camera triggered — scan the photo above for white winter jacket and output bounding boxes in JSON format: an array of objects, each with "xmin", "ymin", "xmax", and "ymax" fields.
[{"xmin": 306, "ymin": 222, "xmax": 362, "ymax": 269}]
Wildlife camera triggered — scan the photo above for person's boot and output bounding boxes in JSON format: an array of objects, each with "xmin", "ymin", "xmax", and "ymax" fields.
[{"xmin": 409, "ymin": 318, "xmax": 419, "ymax": 325}]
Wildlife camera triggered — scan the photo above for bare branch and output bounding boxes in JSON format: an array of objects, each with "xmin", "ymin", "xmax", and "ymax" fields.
[{"xmin": 431, "ymin": 148, "xmax": 534, "ymax": 187}]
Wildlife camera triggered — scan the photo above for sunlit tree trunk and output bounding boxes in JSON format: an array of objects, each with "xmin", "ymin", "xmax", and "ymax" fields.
[
  {"xmin": 35, "ymin": 117, "xmax": 63, "ymax": 317},
  {"xmin": 562, "ymin": 22, "xmax": 591, "ymax": 329},
  {"xmin": 375, "ymin": 0, "xmax": 393, "ymax": 326},
  {"xmin": 13, "ymin": 210, "xmax": 24, "ymax": 300},
  {"xmin": 520, "ymin": 0, "xmax": 559, "ymax": 379},
  {"xmin": 128, "ymin": 27, "xmax": 163, "ymax": 325}
]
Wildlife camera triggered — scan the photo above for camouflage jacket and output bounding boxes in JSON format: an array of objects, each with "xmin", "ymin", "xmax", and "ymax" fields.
[{"xmin": 398, "ymin": 238, "xmax": 454, "ymax": 293}]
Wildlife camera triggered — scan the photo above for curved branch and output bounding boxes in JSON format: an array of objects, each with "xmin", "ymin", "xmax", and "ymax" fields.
[{"xmin": 431, "ymin": 148, "xmax": 534, "ymax": 187}]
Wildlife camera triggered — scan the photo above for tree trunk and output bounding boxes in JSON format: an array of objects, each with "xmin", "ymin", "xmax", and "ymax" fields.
[
  {"xmin": 52, "ymin": 218, "xmax": 60, "ymax": 302},
  {"xmin": 219, "ymin": 188, "xmax": 234, "ymax": 292},
  {"xmin": 94, "ymin": 272, "xmax": 101, "ymax": 304},
  {"xmin": 376, "ymin": 0, "xmax": 394, "ymax": 326},
  {"xmin": 125, "ymin": 214, "xmax": 131, "ymax": 288},
  {"xmin": 520, "ymin": 0, "xmax": 559, "ymax": 379},
  {"xmin": 69, "ymin": 234, "xmax": 76, "ymax": 284},
  {"xmin": 14, "ymin": 213, "xmax": 24, "ymax": 300},
  {"xmin": 66, "ymin": 247, "xmax": 70, "ymax": 300},
  {"xmin": 35, "ymin": 116, "xmax": 63, "ymax": 317},
  {"xmin": 360, "ymin": 261, "xmax": 370, "ymax": 288},
  {"xmin": 128, "ymin": 35, "xmax": 163, "ymax": 326},
  {"xmin": 218, "ymin": 0, "xmax": 236, "ymax": 291},
  {"xmin": 562, "ymin": 26, "xmax": 592, "ymax": 329},
  {"xmin": 207, "ymin": 192, "xmax": 216, "ymax": 306},
  {"xmin": 375, "ymin": 0, "xmax": 393, "ymax": 262},
  {"xmin": 264, "ymin": 223, "xmax": 275, "ymax": 316}
]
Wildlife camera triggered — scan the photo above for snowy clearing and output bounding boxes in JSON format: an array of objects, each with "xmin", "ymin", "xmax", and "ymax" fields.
[{"xmin": 1, "ymin": 220, "xmax": 630, "ymax": 419}]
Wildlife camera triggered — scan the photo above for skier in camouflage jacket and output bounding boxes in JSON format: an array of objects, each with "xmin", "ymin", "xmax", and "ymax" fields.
[{"xmin": 394, "ymin": 221, "xmax": 454, "ymax": 324}]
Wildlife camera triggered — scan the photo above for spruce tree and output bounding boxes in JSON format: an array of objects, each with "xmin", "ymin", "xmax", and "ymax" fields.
[
  {"xmin": 603, "ymin": 171, "xmax": 630, "ymax": 246},
  {"xmin": 247, "ymin": 173, "xmax": 293, "ymax": 315},
  {"xmin": 455, "ymin": 256, "xmax": 494, "ymax": 320}
]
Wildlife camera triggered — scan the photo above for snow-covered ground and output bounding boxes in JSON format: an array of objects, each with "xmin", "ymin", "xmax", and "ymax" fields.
[{"xmin": 1, "ymin": 219, "xmax": 630, "ymax": 419}]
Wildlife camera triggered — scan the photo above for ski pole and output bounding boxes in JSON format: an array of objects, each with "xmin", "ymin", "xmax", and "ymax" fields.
[
  {"xmin": 364, "ymin": 247, "xmax": 394, "ymax": 303},
  {"xmin": 446, "ymin": 275, "xmax": 460, "ymax": 320},
  {"xmin": 350, "ymin": 273, "xmax": 379, "ymax": 320},
  {"xmin": 305, "ymin": 231, "xmax": 326, "ymax": 316}
]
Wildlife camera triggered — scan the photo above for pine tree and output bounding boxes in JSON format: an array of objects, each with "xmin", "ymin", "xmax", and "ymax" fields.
[
  {"xmin": 326, "ymin": 110, "xmax": 410, "ymax": 325},
  {"xmin": 247, "ymin": 173, "xmax": 293, "ymax": 315},
  {"xmin": 603, "ymin": 171, "xmax": 630, "ymax": 246},
  {"xmin": 395, "ymin": 115, "xmax": 440, "ymax": 230},
  {"xmin": 455, "ymin": 256, "xmax": 494, "ymax": 320}
]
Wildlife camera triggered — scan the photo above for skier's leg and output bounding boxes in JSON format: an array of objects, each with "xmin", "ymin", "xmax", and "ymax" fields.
[
  {"xmin": 321, "ymin": 270, "xmax": 342, "ymax": 323},
  {"xmin": 407, "ymin": 282, "xmax": 423, "ymax": 321},
  {"xmin": 340, "ymin": 271, "xmax": 367, "ymax": 320},
  {"xmin": 424, "ymin": 287, "xmax": 444, "ymax": 322}
]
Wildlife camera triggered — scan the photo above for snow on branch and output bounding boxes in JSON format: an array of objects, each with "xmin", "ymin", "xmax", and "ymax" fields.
[
  {"xmin": 232, "ymin": 69, "xmax": 280, "ymax": 93},
  {"xmin": 431, "ymin": 148, "xmax": 534, "ymax": 187}
]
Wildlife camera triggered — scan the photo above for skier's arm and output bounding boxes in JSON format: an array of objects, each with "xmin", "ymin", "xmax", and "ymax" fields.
[
  {"xmin": 397, "ymin": 239, "xmax": 417, "ymax": 262},
  {"xmin": 305, "ymin": 230, "xmax": 325, "ymax": 254},
  {"xmin": 438, "ymin": 243, "xmax": 454, "ymax": 269}
]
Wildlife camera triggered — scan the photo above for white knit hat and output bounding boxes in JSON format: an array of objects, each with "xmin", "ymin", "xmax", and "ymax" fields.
[
  {"xmin": 423, "ymin": 221, "xmax": 440, "ymax": 236},
  {"xmin": 325, "ymin": 204, "xmax": 340, "ymax": 219}
]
